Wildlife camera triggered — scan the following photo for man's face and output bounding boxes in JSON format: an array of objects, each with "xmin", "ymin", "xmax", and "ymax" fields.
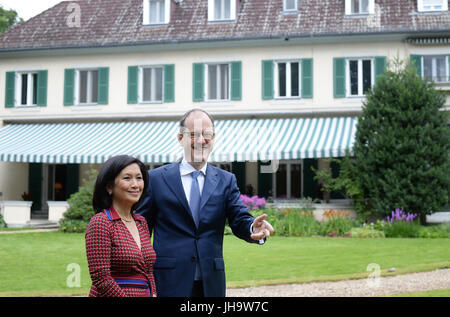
[{"xmin": 178, "ymin": 111, "xmax": 215, "ymax": 166}]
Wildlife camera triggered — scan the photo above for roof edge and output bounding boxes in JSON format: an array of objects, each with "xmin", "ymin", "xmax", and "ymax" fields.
[{"xmin": 1, "ymin": 29, "xmax": 450, "ymax": 57}]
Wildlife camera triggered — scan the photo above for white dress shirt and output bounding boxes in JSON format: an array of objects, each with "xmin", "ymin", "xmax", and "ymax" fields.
[{"xmin": 180, "ymin": 159, "xmax": 207, "ymax": 205}]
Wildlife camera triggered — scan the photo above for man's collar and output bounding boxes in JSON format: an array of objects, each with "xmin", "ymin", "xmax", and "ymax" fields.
[{"xmin": 180, "ymin": 158, "xmax": 207, "ymax": 176}]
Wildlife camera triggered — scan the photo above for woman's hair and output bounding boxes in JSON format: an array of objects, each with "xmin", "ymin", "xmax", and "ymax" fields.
[{"xmin": 92, "ymin": 155, "xmax": 149, "ymax": 213}]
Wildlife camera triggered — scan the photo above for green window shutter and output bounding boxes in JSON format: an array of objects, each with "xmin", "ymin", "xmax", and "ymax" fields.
[
  {"xmin": 127, "ymin": 66, "xmax": 138, "ymax": 104},
  {"xmin": 301, "ymin": 58, "xmax": 313, "ymax": 98},
  {"xmin": 230, "ymin": 61, "xmax": 242, "ymax": 100},
  {"xmin": 333, "ymin": 58, "xmax": 346, "ymax": 98},
  {"xmin": 231, "ymin": 161, "xmax": 246, "ymax": 192},
  {"xmin": 193, "ymin": 63, "xmax": 204, "ymax": 102},
  {"xmin": 262, "ymin": 60, "xmax": 274, "ymax": 100},
  {"xmin": 65, "ymin": 164, "xmax": 79, "ymax": 200},
  {"xmin": 257, "ymin": 161, "xmax": 273, "ymax": 198},
  {"xmin": 36, "ymin": 70, "xmax": 48, "ymax": 107},
  {"xmin": 5, "ymin": 71, "xmax": 15, "ymax": 108},
  {"xmin": 374, "ymin": 56, "xmax": 386, "ymax": 84},
  {"xmin": 164, "ymin": 64, "xmax": 175, "ymax": 103},
  {"xmin": 410, "ymin": 55, "xmax": 422, "ymax": 77},
  {"xmin": 63, "ymin": 69, "xmax": 75, "ymax": 106},
  {"xmin": 28, "ymin": 163, "xmax": 43, "ymax": 211},
  {"xmin": 98, "ymin": 67, "xmax": 109, "ymax": 105}
]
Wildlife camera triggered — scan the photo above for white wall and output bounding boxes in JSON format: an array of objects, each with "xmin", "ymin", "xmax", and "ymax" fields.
[{"xmin": 2, "ymin": 40, "xmax": 445, "ymax": 121}]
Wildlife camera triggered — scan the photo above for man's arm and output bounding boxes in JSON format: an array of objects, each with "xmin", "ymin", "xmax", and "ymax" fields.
[{"xmin": 225, "ymin": 174, "xmax": 273, "ymax": 243}]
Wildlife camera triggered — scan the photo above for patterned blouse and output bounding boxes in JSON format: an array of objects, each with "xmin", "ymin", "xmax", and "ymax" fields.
[{"xmin": 85, "ymin": 207, "xmax": 157, "ymax": 297}]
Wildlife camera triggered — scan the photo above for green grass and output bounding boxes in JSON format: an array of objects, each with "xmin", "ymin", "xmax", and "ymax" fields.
[
  {"xmin": 224, "ymin": 236, "xmax": 450, "ymax": 288},
  {"xmin": 0, "ymin": 232, "xmax": 449, "ymax": 296}
]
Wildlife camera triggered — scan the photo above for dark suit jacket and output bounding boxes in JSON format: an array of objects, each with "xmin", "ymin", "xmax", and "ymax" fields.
[{"xmin": 138, "ymin": 162, "xmax": 258, "ymax": 297}]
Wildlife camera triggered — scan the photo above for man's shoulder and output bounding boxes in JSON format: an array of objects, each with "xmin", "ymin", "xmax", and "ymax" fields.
[{"xmin": 208, "ymin": 164, "xmax": 234, "ymax": 180}]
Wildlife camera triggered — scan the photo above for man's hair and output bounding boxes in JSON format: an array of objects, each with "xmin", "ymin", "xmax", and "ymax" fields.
[{"xmin": 179, "ymin": 108, "xmax": 215, "ymax": 133}]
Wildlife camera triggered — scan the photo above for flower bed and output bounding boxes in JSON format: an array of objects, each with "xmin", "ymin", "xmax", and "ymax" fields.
[{"xmin": 234, "ymin": 197, "xmax": 449, "ymax": 239}]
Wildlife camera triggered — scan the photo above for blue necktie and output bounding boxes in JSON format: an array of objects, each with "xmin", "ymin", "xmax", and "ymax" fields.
[{"xmin": 190, "ymin": 170, "xmax": 202, "ymax": 228}]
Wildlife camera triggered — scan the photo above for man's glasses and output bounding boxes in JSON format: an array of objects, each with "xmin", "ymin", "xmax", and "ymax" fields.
[{"xmin": 183, "ymin": 131, "xmax": 215, "ymax": 141}]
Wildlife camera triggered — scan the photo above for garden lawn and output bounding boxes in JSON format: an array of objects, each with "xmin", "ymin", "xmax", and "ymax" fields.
[{"xmin": 0, "ymin": 232, "xmax": 449, "ymax": 296}]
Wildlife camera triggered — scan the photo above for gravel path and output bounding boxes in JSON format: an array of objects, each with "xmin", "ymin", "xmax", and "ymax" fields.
[{"xmin": 226, "ymin": 269, "xmax": 450, "ymax": 297}]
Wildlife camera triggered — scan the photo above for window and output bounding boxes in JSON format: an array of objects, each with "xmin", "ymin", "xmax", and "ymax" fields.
[
  {"xmin": 141, "ymin": 66, "xmax": 164, "ymax": 103},
  {"xmin": 275, "ymin": 61, "xmax": 300, "ymax": 98},
  {"xmin": 206, "ymin": 63, "xmax": 230, "ymax": 101},
  {"xmin": 17, "ymin": 72, "xmax": 38, "ymax": 106},
  {"xmin": 64, "ymin": 67, "xmax": 108, "ymax": 106},
  {"xmin": 283, "ymin": 0, "xmax": 298, "ymax": 11},
  {"xmin": 346, "ymin": 58, "xmax": 374, "ymax": 96},
  {"xmin": 128, "ymin": 64, "xmax": 174, "ymax": 104},
  {"xmin": 418, "ymin": 0, "xmax": 448, "ymax": 12},
  {"xmin": 5, "ymin": 70, "xmax": 47, "ymax": 108},
  {"xmin": 76, "ymin": 70, "xmax": 98, "ymax": 104},
  {"xmin": 262, "ymin": 59, "xmax": 312, "ymax": 99},
  {"xmin": 423, "ymin": 55, "xmax": 449, "ymax": 82},
  {"xmin": 345, "ymin": 0, "xmax": 374, "ymax": 14},
  {"xmin": 143, "ymin": 0, "xmax": 170, "ymax": 25},
  {"xmin": 208, "ymin": 0, "xmax": 236, "ymax": 21},
  {"xmin": 273, "ymin": 161, "xmax": 303, "ymax": 199},
  {"xmin": 192, "ymin": 62, "xmax": 240, "ymax": 102}
]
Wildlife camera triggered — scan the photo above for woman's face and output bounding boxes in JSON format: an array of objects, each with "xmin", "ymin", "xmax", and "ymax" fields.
[{"xmin": 109, "ymin": 163, "xmax": 144, "ymax": 207}]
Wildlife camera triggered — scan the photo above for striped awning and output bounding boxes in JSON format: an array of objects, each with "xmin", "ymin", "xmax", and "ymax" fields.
[
  {"xmin": 0, "ymin": 117, "xmax": 357, "ymax": 164},
  {"xmin": 406, "ymin": 37, "xmax": 450, "ymax": 45}
]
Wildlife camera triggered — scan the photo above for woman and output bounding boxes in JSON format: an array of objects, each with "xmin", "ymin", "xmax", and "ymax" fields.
[{"xmin": 85, "ymin": 155, "xmax": 156, "ymax": 297}]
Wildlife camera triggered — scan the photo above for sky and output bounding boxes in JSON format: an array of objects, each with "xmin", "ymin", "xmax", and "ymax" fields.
[{"xmin": 0, "ymin": 0, "xmax": 64, "ymax": 21}]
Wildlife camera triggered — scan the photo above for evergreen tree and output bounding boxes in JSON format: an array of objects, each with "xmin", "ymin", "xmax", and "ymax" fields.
[{"xmin": 353, "ymin": 59, "xmax": 450, "ymax": 223}]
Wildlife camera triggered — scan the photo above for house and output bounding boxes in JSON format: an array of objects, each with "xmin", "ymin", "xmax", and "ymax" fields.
[{"xmin": 0, "ymin": 0, "xmax": 449, "ymax": 221}]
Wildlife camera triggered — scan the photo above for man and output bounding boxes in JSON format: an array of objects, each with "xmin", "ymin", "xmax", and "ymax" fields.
[{"xmin": 138, "ymin": 109, "xmax": 274, "ymax": 297}]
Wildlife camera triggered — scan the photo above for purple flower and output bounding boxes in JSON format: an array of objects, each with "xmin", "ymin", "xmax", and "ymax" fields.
[
  {"xmin": 384, "ymin": 207, "xmax": 418, "ymax": 224},
  {"xmin": 240, "ymin": 194, "xmax": 266, "ymax": 210}
]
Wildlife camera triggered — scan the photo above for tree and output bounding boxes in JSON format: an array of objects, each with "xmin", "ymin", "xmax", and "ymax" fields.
[
  {"xmin": 313, "ymin": 154, "xmax": 368, "ymax": 221},
  {"xmin": 352, "ymin": 59, "xmax": 450, "ymax": 224},
  {"xmin": 59, "ymin": 169, "xmax": 97, "ymax": 233},
  {"xmin": 0, "ymin": 6, "xmax": 23, "ymax": 34}
]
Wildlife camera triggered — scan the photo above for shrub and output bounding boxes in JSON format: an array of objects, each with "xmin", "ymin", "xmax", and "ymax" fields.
[
  {"xmin": 319, "ymin": 209, "xmax": 354, "ymax": 237},
  {"xmin": 352, "ymin": 59, "xmax": 450, "ymax": 224},
  {"xmin": 383, "ymin": 221, "xmax": 422, "ymax": 238},
  {"xmin": 417, "ymin": 226, "xmax": 449, "ymax": 239},
  {"xmin": 319, "ymin": 217, "xmax": 353, "ymax": 237},
  {"xmin": 248, "ymin": 208, "xmax": 321, "ymax": 237},
  {"xmin": 0, "ymin": 213, "xmax": 7, "ymax": 229},
  {"xmin": 375, "ymin": 208, "xmax": 421, "ymax": 238},
  {"xmin": 59, "ymin": 169, "xmax": 97, "ymax": 233},
  {"xmin": 277, "ymin": 209, "xmax": 321, "ymax": 237},
  {"xmin": 437, "ymin": 223, "xmax": 450, "ymax": 235},
  {"xmin": 351, "ymin": 227, "xmax": 385, "ymax": 238}
]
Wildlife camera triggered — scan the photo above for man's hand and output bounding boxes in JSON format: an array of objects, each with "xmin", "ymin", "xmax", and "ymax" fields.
[{"xmin": 250, "ymin": 214, "xmax": 275, "ymax": 241}]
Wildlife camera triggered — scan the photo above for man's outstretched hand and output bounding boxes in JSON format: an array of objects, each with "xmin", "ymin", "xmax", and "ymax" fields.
[{"xmin": 250, "ymin": 214, "xmax": 275, "ymax": 241}]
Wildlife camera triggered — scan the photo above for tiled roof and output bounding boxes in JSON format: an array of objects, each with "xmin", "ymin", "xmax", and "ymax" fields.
[{"xmin": 1, "ymin": 0, "xmax": 450, "ymax": 51}]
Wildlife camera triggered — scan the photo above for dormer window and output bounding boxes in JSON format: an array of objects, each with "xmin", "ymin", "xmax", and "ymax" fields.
[
  {"xmin": 345, "ymin": 0, "xmax": 374, "ymax": 15},
  {"xmin": 417, "ymin": 0, "xmax": 448, "ymax": 12},
  {"xmin": 283, "ymin": 0, "xmax": 298, "ymax": 12},
  {"xmin": 143, "ymin": 0, "xmax": 170, "ymax": 25},
  {"xmin": 208, "ymin": 0, "xmax": 236, "ymax": 21}
]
